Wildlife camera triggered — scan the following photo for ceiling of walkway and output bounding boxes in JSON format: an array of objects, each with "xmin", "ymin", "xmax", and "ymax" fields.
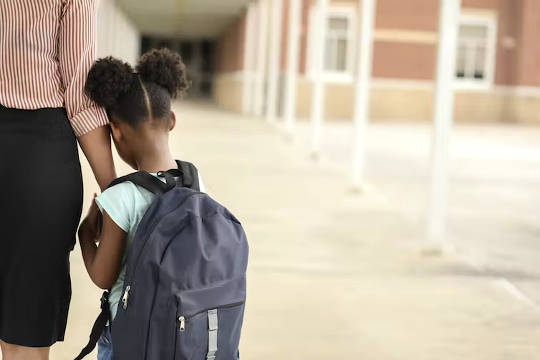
[{"xmin": 117, "ymin": 0, "xmax": 251, "ymax": 39}]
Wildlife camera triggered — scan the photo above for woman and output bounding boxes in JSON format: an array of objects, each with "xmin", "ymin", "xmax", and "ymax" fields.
[{"xmin": 0, "ymin": 1, "xmax": 116, "ymax": 359}]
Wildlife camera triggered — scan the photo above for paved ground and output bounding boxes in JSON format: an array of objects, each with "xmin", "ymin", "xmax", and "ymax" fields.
[
  {"xmin": 21, "ymin": 101, "xmax": 540, "ymax": 359},
  {"xmin": 294, "ymin": 119, "xmax": 540, "ymax": 296}
]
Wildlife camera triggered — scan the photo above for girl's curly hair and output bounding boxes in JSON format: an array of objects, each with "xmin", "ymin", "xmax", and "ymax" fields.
[
  {"xmin": 137, "ymin": 48, "xmax": 188, "ymax": 99},
  {"xmin": 85, "ymin": 48, "xmax": 189, "ymax": 127}
]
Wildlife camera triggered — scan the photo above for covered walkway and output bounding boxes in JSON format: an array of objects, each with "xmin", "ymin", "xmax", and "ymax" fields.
[{"xmin": 48, "ymin": 102, "xmax": 540, "ymax": 359}]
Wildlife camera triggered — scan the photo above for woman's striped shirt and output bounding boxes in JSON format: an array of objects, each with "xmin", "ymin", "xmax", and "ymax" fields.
[{"xmin": 0, "ymin": 0, "xmax": 108, "ymax": 136}]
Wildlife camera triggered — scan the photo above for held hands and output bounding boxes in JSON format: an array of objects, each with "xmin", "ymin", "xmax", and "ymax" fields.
[{"xmin": 80, "ymin": 193, "xmax": 101, "ymax": 241}]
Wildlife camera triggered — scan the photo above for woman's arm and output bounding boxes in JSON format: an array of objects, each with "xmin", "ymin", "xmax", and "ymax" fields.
[
  {"xmin": 79, "ymin": 198, "xmax": 127, "ymax": 289},
  {"xmin": 58, "ymin": 0, "xmax": 116, "ymax": 189},
  {"xmin": 78, "ymin": 126, "xmax": 116, "ymax": 190}
]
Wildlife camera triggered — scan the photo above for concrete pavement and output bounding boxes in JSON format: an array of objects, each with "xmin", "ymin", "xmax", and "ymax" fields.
[{"xmin": 32, "ymin": 102, "xmax": 540, "ymax": 359}]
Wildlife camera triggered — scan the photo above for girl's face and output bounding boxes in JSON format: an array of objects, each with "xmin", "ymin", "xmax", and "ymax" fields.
[{"xmin": 109, "ymin": 119, "xmax": 138, "ymax": 170}]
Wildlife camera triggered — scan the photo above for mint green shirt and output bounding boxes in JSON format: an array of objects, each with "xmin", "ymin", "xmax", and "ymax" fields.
[{"xmin": 95, "ymin": 173, "xmax": 205, "ymax": 320}]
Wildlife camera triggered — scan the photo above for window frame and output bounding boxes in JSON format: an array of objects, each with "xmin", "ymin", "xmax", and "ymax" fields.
[
  {"xmin": 306, "ymin": 5, "xmax": 357, "ymax": 83},
  {"xmin": 454, "ymin": 13, "xmax": 498, "ymax": 90}
]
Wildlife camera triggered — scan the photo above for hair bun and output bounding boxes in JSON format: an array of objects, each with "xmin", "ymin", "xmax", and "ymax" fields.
[
  {"xmin": 136, "ymin": 48, "xmax": 189, "ymax": 98},
  {"xmin": 85, "ymin": 57, "xmax": 134, "ymax": 108}
]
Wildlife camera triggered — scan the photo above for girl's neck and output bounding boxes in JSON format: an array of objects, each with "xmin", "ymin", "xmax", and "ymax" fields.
[{"xmin": 134, "ymin": 141, "xmax": 177, "ymax": 173}]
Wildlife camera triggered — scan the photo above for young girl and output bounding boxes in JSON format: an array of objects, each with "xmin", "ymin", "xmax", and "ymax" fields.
[{"xmin": 77, "ymin": 48, "xmax": 205, "ymax": 360}]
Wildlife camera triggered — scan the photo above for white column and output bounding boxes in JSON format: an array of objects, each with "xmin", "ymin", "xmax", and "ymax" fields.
[
  {"xmin": 310, "ymin": 0, "xmax": 329, "ymax": 157},
  {"xmin": 283, "ymin": 0, "xmax": 302, "ymax": 133},
  {"xmin": 96, "ymin": 0, "xmax": 140, "ymax": 63},
  {"xmin": 265, "ymin": 0, "xmax": 284, "ymax": 122},
  {"xmin": 426, "ymin": 0, "xmax": 462, "ymax": 250},
  {"xmin": 242, "ymin": 3, "xmax": 257, "ymax": 114},
  {"xmin": 253, "ymin": 0, "xmax": 269, "ymax": 116},
  {"xmin": 351, "ymin": 0, "xmax": 377, "ymax": 188}
]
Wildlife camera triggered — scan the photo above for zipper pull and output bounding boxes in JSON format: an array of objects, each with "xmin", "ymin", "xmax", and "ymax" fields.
[
  {"xmin": 122, "ymin": 285, "xmax": 131, "ymax": 310},
  {"xmin": 178, "ymin": 316, "xmax": 185, "ymax": 332}
]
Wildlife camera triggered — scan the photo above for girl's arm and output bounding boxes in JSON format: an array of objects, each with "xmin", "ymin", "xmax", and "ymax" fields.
[
  {"xmin": 78, "ymin": 198, "xmax": 126, "ymax": 289},
  {"xmin": 78, "ymin": 127, "xmax": 117, "ymax": 190}
]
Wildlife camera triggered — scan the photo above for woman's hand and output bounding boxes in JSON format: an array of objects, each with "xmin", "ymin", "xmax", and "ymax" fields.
[{"xmin": 80, "ymin": 194, "xmax": 100, "ymax": 240}]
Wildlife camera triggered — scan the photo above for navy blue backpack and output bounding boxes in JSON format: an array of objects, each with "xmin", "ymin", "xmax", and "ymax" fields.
[{"xmin": 76, "ymin": 161, "xmax": 248, "ymax": 360}]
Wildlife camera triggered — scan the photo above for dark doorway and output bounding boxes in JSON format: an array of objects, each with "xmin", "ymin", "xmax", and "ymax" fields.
[{"xmin": 140, "ymin": 36, "xmax": 216, "ymax": 99}]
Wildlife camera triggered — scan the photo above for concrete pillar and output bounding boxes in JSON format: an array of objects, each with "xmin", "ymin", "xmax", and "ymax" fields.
[
  {"xmin": 310, "ymin": 0, "xmax": 329, "ymax": 157},
  {"xmin": 351, "ymin": 0, "xmax": 376, "ymax": 188},
  {"xmin": 283, "ymin": 0, "xmax": 302, "ymax": 133},
  {"xmin": 265, "ymin": 0, "xmax": 284, "ymax": 122},
  {"xmin": 96, "ymin": 0, "xmax": 140, "ymax": 63},
  {"xmin": 242, "ymin": 3, "xmax": 257, "ymax": 114},
  {"xmin": 253, "ymin": 0, "xmax": 269, "ymax": 116},
  {"xmin": 426, "ymin": 0, "xmax": 462, "ymax": 251}
]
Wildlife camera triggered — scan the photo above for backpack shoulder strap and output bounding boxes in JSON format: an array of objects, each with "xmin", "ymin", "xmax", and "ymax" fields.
[
  {"xmin": 74, "ymin": 291, "xmax": 111, "ymax": 360},
  {"xmin": 106, "ymin": 161, "xmax": 199, "ymax": 194},
  {"xmin": 107, "ymin": 171, "xmax": 170, "ymax": 195},
  {"xmin": 176, "ymin": 160, "xmax": 200, "ymax": 191}
]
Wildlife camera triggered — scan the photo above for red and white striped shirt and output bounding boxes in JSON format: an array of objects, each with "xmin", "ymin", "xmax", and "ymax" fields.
[{"xmin": 0, "ymin": 0, "xmax": 108, "ymax": 136}]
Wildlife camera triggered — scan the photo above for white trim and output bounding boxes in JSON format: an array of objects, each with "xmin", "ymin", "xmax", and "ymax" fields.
[
  {"xmin": 460, "ymin": 7, "xmax": 498, "ymax": 20},
  {"xmin": 322, "ymin": 73, "xmax": 354, "ymax": 83},
  {"xmin": 493, "ymin": 85, "xmax": 540, "ymax": 98},
  {"xmin": 454, "ymin": 12, "xmax": 498, "ymax": 90},
  {"xmin": 298, "ymin": 75, "xmax": 435, "ymax": 89},
  {"xmin": 374, "ymin": 29, "xmax": 438, "ymax": 44},
  {"xmin": 299, "ymin": 75, "xmax": 435, "ymax": 89},
  {"xmin": 223, "ymin": 71, "xmax": 540, "ymax": 99},
  {"xmin": 372, "ymin": 78, "xmax": 434, "ymax": 90}
]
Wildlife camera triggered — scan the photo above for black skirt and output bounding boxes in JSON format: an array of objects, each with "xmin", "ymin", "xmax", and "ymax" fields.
[{"xmin": 0, "ymin": 105, "xmax": 83, "ymax": 347}]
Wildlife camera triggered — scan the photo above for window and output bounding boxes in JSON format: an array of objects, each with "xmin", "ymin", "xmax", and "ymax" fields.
[
  {"xmin": 455, "ymin": 14, "xmax": 497, "ymax": 88},
  {"xmin": 325, "ymin": 16, "xmax": 352, "ymax": 73},
  {"xmin": 307, "ymin": 7, "xmax": 356, "ymax": 81}
]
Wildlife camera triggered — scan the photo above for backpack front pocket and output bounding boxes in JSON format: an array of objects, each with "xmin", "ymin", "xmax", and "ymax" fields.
[
  {"xmin": 174, "ymin": 303, "xmax": 244, "ymax": 360},
  {"xmin": 174, "ymin": 310, "xmax": 207, "ymax": 360}
]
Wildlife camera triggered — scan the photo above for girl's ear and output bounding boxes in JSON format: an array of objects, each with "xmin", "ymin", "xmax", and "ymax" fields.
[
  {"xmin": 110, "ymin": 121, "xmax": 122, "ymax": 142},
  {"xmin": 169, "ymin": 111, "xmax": 177, "ymax": 131}
]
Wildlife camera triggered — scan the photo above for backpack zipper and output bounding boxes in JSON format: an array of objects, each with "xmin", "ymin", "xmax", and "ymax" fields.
[
  {"xmin": 177, "ymin": 301, "xmax": 245, "ymax": 332},
  {"xmin": 122, "ymin": 285, "xmax": 131, "ymax": 310},
  {"xmin": 178, "ymin": 316, "xmax": 186, "ymax": 331}
]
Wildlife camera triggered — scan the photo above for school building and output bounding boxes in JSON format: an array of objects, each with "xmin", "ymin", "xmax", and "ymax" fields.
[{"xmin": 100, "ymin": 0, "xmax": 540, "ymax": 124}]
